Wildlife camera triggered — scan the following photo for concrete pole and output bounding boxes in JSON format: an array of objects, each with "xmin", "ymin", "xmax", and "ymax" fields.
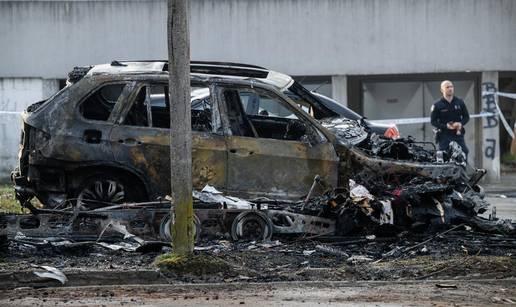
[
  {"xmin": 331, "ymin": 75, "xmax": 348, "ymax": 107},
  {"xmin": 168, "ymin": 0, "xmax": 194, "ymax": 255},
  {"xmin": 511, "ymin": 123, "xmax": 516, "ymax": 155},
  {"xmin": 481, "ymin": 71, "xmax": 501, "ymax": 182}
]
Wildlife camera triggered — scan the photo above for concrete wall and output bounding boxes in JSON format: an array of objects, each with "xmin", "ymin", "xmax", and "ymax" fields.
[
  {"xmin": 0, "ymin": 0, "xmax": 512, "ymax": 182},
  {"xmin": 0, "ymin": 0, "xmax": 515, "ymax": 78},
  {"xmin": 0, "ymin": 78, "xmax": 59, "ymax": 182}
]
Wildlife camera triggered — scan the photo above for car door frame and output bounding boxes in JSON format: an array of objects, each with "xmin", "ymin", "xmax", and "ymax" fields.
[
  {"xmin": 213, "ymin": 79, "xmax": 339, "ymax": 200},
  {"xmin": 110, "ymin": 77, "xmax": 228, "ymax": 199}
]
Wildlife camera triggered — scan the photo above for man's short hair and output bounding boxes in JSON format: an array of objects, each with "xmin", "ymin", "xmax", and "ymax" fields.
[{"xmin": 440, "ymin": 80, "xmax": 453, "ymax": 89}]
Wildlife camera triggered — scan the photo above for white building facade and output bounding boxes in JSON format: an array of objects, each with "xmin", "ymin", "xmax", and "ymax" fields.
[{"xmin": 1, "ymin": 0, "xmax": 515, "ymax": 182}]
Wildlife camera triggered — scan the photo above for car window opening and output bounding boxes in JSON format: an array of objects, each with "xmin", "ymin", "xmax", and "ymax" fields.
[
  {"xmin": 80, "ymin": 83, "xmax": 124, "ymax": 121},
  {"xmin": 123, "ymin": 84, "xmax": 213, "ymax": 132},
  {"xmin": 223, "ymin": 88, "xmax": 309, "ymax": 142},
  {"xmin": 223, "ymin": 89, "xmax": 257, "ymax": 137}
]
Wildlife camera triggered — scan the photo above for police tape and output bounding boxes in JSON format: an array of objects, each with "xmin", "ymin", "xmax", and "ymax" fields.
[
  {"xmin": 369, "ymin": 112, "xmax": 497, "ymax": 125},
  {"xmin": 371, "ymin": 90, "xmax": 515, "ymax": 139},
  {"xmin": 0, "ymin": 90, "xmax": 514, "ymax": 138},
  {"xmin": 483, "ymin": 91, "xmax": 516, "ymax": 100},
  {"xmin": 483, "ymin": 91, "xmax": 515, "ymax": 139}
]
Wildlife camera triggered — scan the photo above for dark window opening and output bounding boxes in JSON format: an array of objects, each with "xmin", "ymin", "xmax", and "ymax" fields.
[
  {"xmin": 58, "ymin": 79, "xmax": 67, "ymax": 90},
  {"xmin": 80, "ymin": 83, "xmax": 125, "ymax": 121},
  {"xmin": 223, "ymin": 87, "xmax": 308, "ymax": 141},
  {"xmin": 129, "ymin": 84, "xmax": 213, "ymax": 132},
  {"xmin": 149, "ymin": 85, "xmax": 170, "ymax": 128}
]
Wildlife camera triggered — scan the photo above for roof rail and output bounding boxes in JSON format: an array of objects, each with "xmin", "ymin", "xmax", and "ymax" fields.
[
  {"xmin": 112, "ymin": 60, "xmax": 167, "ymax": 63},
  {"xmin": 111, "ymin": 59, "xmax": 268, "ymax": 71},
  {"xmin": 188, "ymin": 62, "xmax": 269, "ymax": 78},
  {"xmin": 109, "ymin": 60, "xmax": 270, "ymax": 78},
  {"xmin": 190, "ymin": 61, "xmax": 268, "ymax": 70}
]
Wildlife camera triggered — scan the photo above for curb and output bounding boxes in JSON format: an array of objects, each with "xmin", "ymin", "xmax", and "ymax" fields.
[
  {"xmin": 1, "ymin": 269, "xmax": 515, "ymax": 290},
  {"xmin": 0, "ymin": 270, "xmax": 166, "ymax": 290}
]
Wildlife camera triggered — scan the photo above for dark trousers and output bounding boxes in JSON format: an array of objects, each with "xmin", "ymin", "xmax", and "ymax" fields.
[{"xmin": 437, "ymin": 134, "xmax": 469, "ymax": 159}]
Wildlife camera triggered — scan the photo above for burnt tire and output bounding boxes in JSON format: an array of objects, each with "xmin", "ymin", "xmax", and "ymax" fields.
[
  {"xmin": 75, "ymin": 174, "xmax": 145, "ymax": 209},
  {"xmin": 230, "ymin": 211, "xmax": 273, "ymax": 242},
  {"xmin": 159, "ymin": 214, "xmax": 201, "ymax": 242}
]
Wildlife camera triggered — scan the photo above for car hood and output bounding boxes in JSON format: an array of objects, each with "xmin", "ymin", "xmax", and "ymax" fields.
[{"xmin": 319, "ymin": 117, "xmax": 369, "ymax": 146}]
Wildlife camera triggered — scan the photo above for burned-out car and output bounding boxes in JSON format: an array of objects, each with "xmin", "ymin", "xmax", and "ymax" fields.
[{"xmin": 12, "ymin": 61, "xmax": 483, "ymax": 210}]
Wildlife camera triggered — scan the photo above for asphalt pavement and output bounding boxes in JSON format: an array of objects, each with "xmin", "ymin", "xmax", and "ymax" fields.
[
  {"xmin": 483, "ymin": 171, "xmax": 516, "ymax": 220},
  {"xmin": 1, "ymin": 280, "xmax": 514, "ymax": 306}
]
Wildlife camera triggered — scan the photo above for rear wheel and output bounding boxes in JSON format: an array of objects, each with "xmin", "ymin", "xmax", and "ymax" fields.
[{"xmin": 75, "ymin": 174, "xmax": 145, "ymax": 209}]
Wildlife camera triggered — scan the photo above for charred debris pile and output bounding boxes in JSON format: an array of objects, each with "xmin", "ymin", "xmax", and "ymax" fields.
[{"xmin": 1, "ymin": 134, "xmax": 514, "ymax": 257}]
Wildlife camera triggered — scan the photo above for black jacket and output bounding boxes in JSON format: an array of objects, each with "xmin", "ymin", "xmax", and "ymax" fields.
[{"xmin": 430, "ymin": 96, "xmax": 470, "ymax": 136}]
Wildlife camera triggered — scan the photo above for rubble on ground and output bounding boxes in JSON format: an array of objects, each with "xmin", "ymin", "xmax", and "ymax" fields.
[
  {"xmin": 1, "ymin": 227, "xmax": 515, "ymax": 285},
  {"xmin": 1, "ymin": 135, "xmax": 515, "ymax": 286}
]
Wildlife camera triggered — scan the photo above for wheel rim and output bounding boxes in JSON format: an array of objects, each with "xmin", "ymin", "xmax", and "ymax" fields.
[
  {"xmin": 159, "ymin": 214, "xmax": 200, "ymax": 242},
  {"xmin": 231, "ymin": 211, "xmax": 273, "ymax": 242},
  {"xmin": 77, "ymin": 179, "xmax": 125, "ymax": 208},
  {"xmin": 241, "ymin": 219, "xmax": 263, "ymax": 240}
]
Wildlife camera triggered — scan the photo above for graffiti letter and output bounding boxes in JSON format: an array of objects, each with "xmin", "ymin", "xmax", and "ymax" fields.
[
  {"xmin": 484, "ymin": 138, "xmax": 496, "ymax": 160},
  {"xmin": 481, "ymin": 82, "xmax": 499, "ymax": 128},
  {"xmin": 483, "ymin": 115, "xmax": 499, "ymax": 128}
]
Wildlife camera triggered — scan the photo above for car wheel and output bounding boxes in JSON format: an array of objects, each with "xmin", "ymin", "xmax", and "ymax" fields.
[
  {"xmin": 159, "ymin": 214, "xmax": 201, "ymax": 242},
  {"xmin": 75, "ymin": 174, "xmax": 144, "ymax": 209},
  {"xmin": 230, "ymin": 211, "xmax": 273, "ymax": 242}
]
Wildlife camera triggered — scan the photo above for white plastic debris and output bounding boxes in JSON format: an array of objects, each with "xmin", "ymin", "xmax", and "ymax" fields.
[
  {"xmin": 257, "ymin": 240, "xmax": 282, "ymax": 248},
  {"xmin": 349, "ymin": 179, "xmax": 374, "ymax": 201},
  {"xmin": 194, "ymin": 244, "xmax": 228, "ymax": 251},
  {"xmin": 98, "ymin": 220, "xmax": 145, "ymax": 244},
  {"xmin": 346, "ymin": 255, "xmax": 374, "ymax": 265},
  {"xmin": 33, "ymin": 265, "xmax": 68, "ymax": 285},
  {"xmin": 303, "ymin": 250, "xmax": 316, "ymax": 256},
  {"xmin": 380, "ymin": 200, "xmax": 394, "ymax": 224},
  {"xmin": 201, "ymin": 185, "xmax": 223, "ymax": 194},
  {"xmin": 315, "ymin": 245, "xmax": 349, "ymax": 258},
  {"xmin": 193, "ymin": 185, "xmax": 256, "ymax": 209},
  {"xmin": 97, "ymin": 242, "xmax": 140, "ymax": 252}
]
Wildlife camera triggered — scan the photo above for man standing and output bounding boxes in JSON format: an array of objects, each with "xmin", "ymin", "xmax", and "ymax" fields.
[{"xmin": 430, "ymin": 80, "xmax": 470, "ymax": 158}]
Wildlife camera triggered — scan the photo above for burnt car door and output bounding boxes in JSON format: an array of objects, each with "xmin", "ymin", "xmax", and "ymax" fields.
[
  {"xmin": 216, "ymin": 84, "xmax": 339, "ymax": 200},
  {"xmin": 110, "ymin": 81, "xmax": 227, "ymax": 200}
]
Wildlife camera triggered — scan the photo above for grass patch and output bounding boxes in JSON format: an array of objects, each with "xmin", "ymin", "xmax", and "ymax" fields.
[
  {"xmin": 0, "ymin": 184, "xmax": 26, "ymax": 214},
  {"xmin": 501, "ymin": 153, "xmax": 516, "ymax": 164},
  {"xmin": 154, "ymin": 253, "xmax": 230, "ymax": 276}
]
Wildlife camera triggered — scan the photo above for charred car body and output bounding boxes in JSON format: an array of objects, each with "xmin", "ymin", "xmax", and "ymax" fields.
[
  {"xmin": 293, "ymin": 91, "xmax": 400, "ymax": 139},
  {"xmin": 12, "ymin": 61, "xmax": 484, "ymax": 213},
  {"xmin": 6, "ymin": 61, "xmax": 512, "ymax": 245}
]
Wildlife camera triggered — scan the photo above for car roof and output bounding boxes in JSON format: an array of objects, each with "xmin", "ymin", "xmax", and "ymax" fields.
[{"xmin": 85, "ymin": 60, "xmax": 294, "ymax": 90}]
